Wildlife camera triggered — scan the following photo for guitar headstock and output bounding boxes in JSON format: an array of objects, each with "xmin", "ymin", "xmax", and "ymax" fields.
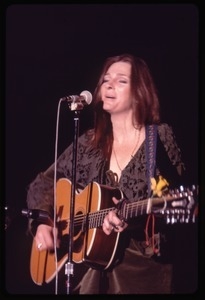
[{"xmin": 152, "ymin": 184, "xmax": 198, "ymax": 224}]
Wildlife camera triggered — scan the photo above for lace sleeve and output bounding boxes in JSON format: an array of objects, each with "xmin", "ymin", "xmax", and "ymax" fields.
[{"xmin": 157, "ymin": 123, "xmax": 186, "ymax": 176}]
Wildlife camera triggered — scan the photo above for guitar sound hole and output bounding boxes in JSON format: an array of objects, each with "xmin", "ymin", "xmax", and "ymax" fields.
[
  {"xmin": 74, "ymin": 210, "xmax": 85, "ymax": 236},
  {"xmin": 56, "ymin": 229, "xmax": 85, "ymax": 258}
]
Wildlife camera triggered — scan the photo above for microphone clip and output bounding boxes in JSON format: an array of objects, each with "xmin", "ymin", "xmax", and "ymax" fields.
[{"xmin": 70, "ymin": 102, "xmax": 84, "ymax": 111}]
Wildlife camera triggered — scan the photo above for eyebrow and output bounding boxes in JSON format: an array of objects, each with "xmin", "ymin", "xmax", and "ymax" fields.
[{"xmin": 104, "ymin": 72, "xmax": 130, "ymax": 77}]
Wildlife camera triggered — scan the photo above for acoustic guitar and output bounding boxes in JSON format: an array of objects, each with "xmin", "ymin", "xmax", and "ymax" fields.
[{"xmin": 30, "ymin": 178, "xmax": 197, "ymax": 285}]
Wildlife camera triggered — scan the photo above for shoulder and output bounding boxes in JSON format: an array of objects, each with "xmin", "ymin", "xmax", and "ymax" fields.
[
  {"xmin": 156, "ymin": 123, "xmax": 185, "ymax": 168},
  {"xmin": 145, "ymin": 123, "xmax": 175, "ymax": 142},
  {"xmin": 156, "ymin": 123, "xmax": 177, "ymax": 142},
  {"xmin": 157, "ymin": 123, "xmax": 174, "ymax": 135},
  {"xmin": 78, "ymin": 129, "xmax": 101, "ymax": 156},
  {"xmin": 78, "ymin": 129, "xmax": 95, "ymax": 145}
]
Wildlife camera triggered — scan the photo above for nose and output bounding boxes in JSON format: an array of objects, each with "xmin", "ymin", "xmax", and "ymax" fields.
[{"xmin": 105, "ymin": 80, "xmax": 114, "ymax": 89}]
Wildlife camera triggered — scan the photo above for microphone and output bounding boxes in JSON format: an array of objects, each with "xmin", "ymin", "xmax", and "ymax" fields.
[
  {"xmin": 21, "ymin": 208, "xmax": 53, "ymax": 225},
  {"xmin": 60, "ymin": 90, "xmax": 92, "ymax": 105}
]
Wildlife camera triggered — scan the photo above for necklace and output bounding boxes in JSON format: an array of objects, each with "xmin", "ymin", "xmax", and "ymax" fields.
[{"xmin": 113, "ymin": 127, "xmax": 141, "ymax": 171}]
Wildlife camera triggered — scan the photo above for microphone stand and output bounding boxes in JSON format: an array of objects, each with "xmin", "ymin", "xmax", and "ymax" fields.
[{"xmin": 65, "ymin": 102, "xmax": 84, "ymax": 294}]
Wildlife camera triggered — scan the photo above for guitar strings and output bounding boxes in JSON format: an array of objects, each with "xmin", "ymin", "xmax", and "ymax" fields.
[
  {"xmin": 62, "ymin": 192, "xmax": 189, "ymax": 230},
  {"xmin": 62, "ymin": 199, "xmax": 150, "ymax": 228}
]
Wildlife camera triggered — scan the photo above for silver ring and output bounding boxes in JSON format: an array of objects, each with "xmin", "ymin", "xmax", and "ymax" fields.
[
  {"xmin": 37, "ymin": 243, "xmax": 42, "ymax": 249},
  {"xmin": 119, "ymin": 220, "xmax": 125, "ymax": 228},
  {"xmin": 109, "ymin": 222, "xmax": 119, "ymax": 231}
]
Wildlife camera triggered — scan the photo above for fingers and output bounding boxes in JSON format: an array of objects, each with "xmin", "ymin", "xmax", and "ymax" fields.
[
  {"xmin": 35, "ymin": 224, "xmax": 58, "ymax": 251},
  {"xmin": 102, "ymin": 211, "xmax": 127, "ymax": 235},
  {"xmin": 112, "ymin": 196, "xmax": 121, "ymax": 205},
  {"xmin": 109, "ymin": 221, "xmax": 125, "ymax": 232}
]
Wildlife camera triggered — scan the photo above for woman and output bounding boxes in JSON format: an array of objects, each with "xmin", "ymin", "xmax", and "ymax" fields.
[{"xmin": 26, "ymin": 53, "xmax": 187, "ymax": 294}]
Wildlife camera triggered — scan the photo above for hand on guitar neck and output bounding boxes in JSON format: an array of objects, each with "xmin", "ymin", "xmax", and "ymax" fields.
[{"xmin": 102, "ymin": 197, "xmax": 128, "ymax": 235}]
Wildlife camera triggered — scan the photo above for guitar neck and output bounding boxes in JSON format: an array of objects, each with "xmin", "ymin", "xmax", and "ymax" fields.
[
  {"xmin": 78, "ymin": 198, "xmax": 150, "ymax": 230},
  {"xmin": 78, "ymin": 188, "xmax": 196, "ymax": 230}
]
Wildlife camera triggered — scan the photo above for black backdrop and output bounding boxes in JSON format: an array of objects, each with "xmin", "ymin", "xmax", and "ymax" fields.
[{"xmin": 4, "ymin": 4, "xmax": 199, "ymax": 295}]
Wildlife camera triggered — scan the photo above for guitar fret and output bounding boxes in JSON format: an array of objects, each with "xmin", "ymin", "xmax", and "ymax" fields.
[
  {"xmin": 88, "ymin": 208, "xmax": 112, "ymax": 229},
  {"xmin": 125, "ymin": 199, "xmax": 148, "ymax": 219}
]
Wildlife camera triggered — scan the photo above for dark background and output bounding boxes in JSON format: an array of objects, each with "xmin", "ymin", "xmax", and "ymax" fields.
[{"xmin": 3, "ymin": 3, "xmax": 199, "ymax": 295}]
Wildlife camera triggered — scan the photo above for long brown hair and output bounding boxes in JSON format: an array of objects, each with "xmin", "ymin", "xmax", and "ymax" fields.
[{"xmin": 91, "ymin": 53, "xmax": 160, "ymax": 159}]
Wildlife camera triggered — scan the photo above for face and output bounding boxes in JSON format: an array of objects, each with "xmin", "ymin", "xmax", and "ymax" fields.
[{"xmin": 100, "ymin": 61, "xmax": 132, "ymax": 115}]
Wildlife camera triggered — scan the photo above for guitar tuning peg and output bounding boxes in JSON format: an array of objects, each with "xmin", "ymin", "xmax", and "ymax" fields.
[
  {"xmin": 164, "ymin": 211, "xmax": 170, "ymax": 224},
  {"xmin": 171, "ymin": 213, "xmax": 176, "ymax": 224},
  {"xmin": 180, "ymin": 213, "xmax": 185, "ymax": 223},
  {"xmin": 185, "ymin": 210, "xmax": 191, "ymax": 223},
  {"xmin": 192, "ymin": 213, "xmax": 196, "ymax": 223},
  {"xmin": 166, "ymin": 216, "xmax": 170, "ymax": 224},
  {"xmin": 191, "ymin": 184, "xmax": 196, "ymax": 191},
  {"xmin": 179, "ymin": 185, "xmax": 184, "ymax": 192}
]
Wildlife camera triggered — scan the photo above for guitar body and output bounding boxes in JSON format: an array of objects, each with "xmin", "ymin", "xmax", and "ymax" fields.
[{"xmin": 30, "ymin": 178, "xmax": 123, "ymax": 285}]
